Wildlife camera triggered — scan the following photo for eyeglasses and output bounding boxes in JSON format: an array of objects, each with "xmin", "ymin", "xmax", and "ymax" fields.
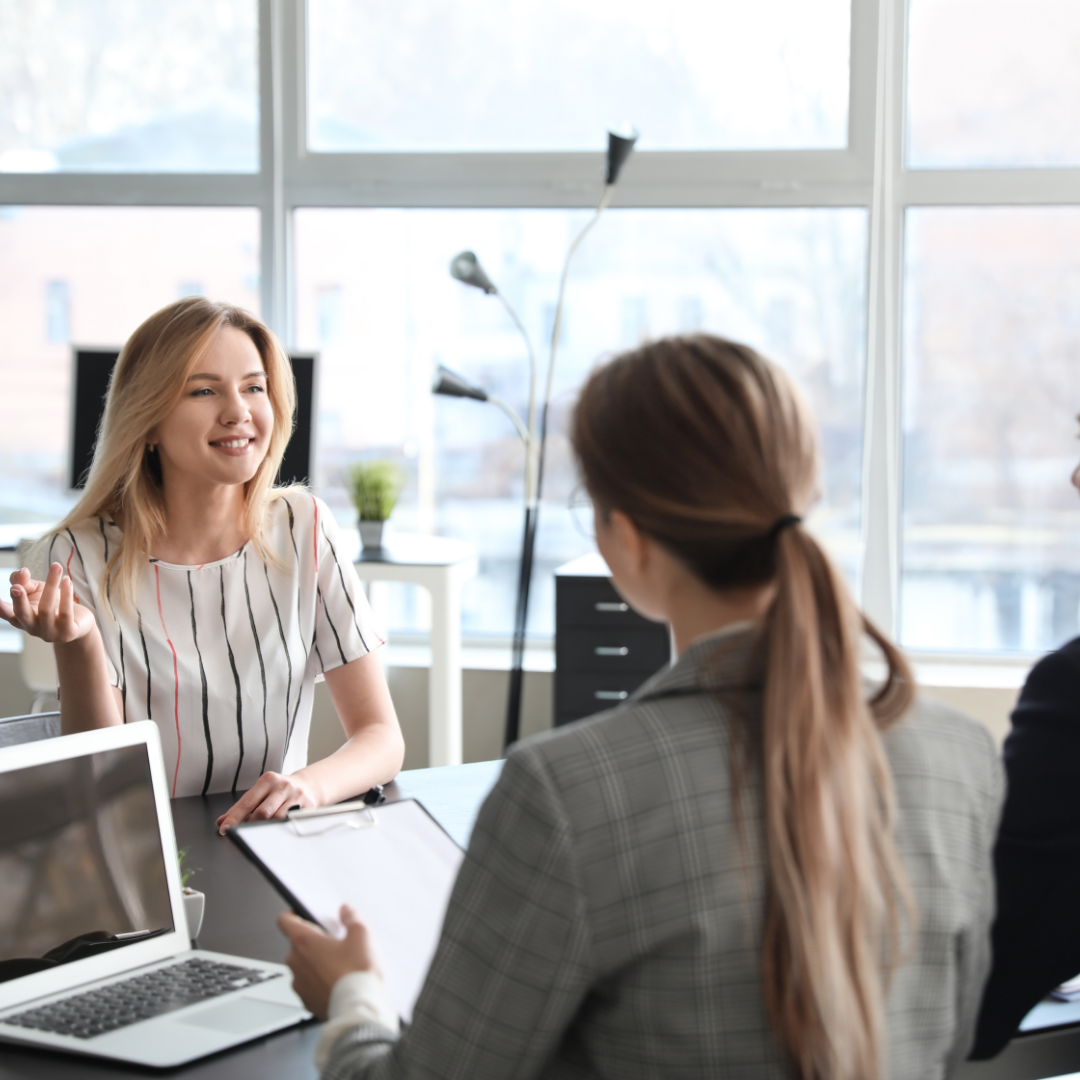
[{"xmin": 568, "ymin": 484, "xmax": 595, "ymax": 540}]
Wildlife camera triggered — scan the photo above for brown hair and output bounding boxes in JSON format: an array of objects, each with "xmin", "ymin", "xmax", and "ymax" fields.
[
  {"xmin": 571, "ymin": 334, "xmax": 915, "ymax": 1080},
  {"xmin": 51, "ymin": 297, "xmax": 298, "ymax": 610}
]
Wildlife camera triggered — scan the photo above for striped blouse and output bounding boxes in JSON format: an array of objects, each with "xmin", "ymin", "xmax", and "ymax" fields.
[{"xmin": 49, "ymin": 493, "xmax": 384, "ymax": 798}]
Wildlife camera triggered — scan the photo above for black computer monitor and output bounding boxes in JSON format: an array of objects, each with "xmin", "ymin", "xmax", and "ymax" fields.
[{"xmin": 69, "ymin": 348, "xmax": 317, "ymax": 490}]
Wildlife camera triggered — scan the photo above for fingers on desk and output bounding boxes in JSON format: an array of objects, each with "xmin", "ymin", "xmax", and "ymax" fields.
[{"xmin": 217, "ymin": 773, "xmax": 311, "ymax": 834}]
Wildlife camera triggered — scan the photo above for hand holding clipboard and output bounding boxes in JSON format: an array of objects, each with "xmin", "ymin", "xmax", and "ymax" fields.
[{"xmin": 228, "ymin": 799, "xmax": 464, "ymax": 1022}]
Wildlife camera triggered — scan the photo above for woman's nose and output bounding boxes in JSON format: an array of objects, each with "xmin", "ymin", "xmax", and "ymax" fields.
[{"xmin": 220, "ymin": 388, "xmax": 251, "ymax": 424}]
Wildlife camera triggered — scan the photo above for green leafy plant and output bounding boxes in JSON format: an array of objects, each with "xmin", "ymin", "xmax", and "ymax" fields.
[
  {"xmin": 177, "ymin": 847, "xmax": 201, "ymax": 889},
  {"xmin": 346, "ymin": 460, "xmax": 404, "ymax": 522}
]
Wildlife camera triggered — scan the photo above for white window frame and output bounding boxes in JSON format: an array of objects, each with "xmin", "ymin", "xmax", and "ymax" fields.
[
  {"xmin": 867, "ymin": 0, "xmax": 1080, "ymax": 654},
  {"xmin": 3, "ymin": 0, "xmax": 1075, "ymax": 654}
]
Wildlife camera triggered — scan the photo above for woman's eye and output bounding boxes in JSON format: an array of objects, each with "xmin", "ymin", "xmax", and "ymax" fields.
[
  {"xmin": 246, "ymin": 384, "xmax": 266, "ymax": 393},
  {"xmin": 190, "ymin": 387, "xmax": 213, "ymax": 397}
]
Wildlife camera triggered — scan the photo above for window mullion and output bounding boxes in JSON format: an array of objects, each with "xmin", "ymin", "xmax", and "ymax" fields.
[
  {"xmin": 860, "ymin": 0, "xmax": 906, "ymax": 636},
  {"xmin": 259, "ymin": 0, "xmax": 294, "ymax": 342},
  {"xmin": 258, "ymin": 0, "xmax": 277, "ymax": 332}
]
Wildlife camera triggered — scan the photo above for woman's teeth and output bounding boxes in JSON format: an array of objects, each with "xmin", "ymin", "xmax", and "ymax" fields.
[{"xmin": 213, "ymin": 439, "xmax": 251, "ymax": 448}]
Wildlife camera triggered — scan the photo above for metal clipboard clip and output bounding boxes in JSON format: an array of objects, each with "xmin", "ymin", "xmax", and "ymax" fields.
[{"xmin": 286, "ymin": 801, "xmax": 379, "ymax": 837}]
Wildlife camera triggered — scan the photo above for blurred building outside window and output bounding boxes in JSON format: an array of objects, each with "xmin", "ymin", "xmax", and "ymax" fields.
[
  {"xmin": 0, "ymin": 207, "xmax": 260, "ymax": 522},
  {"xmin": 899, "ymin": 0, "xmax": 1080, "ymax": 651}
]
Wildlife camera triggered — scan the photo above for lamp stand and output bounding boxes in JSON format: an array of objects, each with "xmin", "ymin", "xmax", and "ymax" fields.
[
  {"xmin": 504, "ymin": 502, "xmax": 539, "ymax": 749},
  {"xmin": 502, "ymin": 188, "xmax": 616, "ymax": 749},
  {"xmin": 444, "ymin": 130, "xmax": 636, "ymax": 752}
]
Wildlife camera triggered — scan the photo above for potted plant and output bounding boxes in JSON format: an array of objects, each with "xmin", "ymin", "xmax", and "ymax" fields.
[
  {"xmin": 178, "ymin": 847, "xmax": 205, "ymax": 941},
  {"xmin": 346, "ymin": 459, "xmax": 404, "ymax": 550}
]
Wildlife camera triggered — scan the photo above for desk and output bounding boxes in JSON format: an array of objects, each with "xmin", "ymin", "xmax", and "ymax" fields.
[
  {"xmin": 2, "ymin": 758, "xmax": 1078, "ymax": 1080},
  {"xmin": 0, "ymin": 761, "xmax": 502, "ymax": 1080},
  {"xmin": 352, "ymin": 533, "xmax": 478, "ymax": 768}
]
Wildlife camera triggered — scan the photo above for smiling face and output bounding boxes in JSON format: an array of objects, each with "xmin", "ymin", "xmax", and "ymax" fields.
[{"xmin": 150, "ymin": 325, "xmax": 274, "ymax": 492}]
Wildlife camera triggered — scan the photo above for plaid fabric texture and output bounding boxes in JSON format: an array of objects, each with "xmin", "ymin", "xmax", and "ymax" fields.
[{"xmin": 325, "ymin": 626, "xmax": 1003, "ymax": 1080}]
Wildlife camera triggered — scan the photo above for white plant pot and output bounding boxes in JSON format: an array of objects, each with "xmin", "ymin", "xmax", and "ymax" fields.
[
  {"xmin": 359, "ymin": 520, "xmax": 387, "ymax": 550},
  {"xmin": 182, "ymin": 887, "xmax": 205, "ymax": 940}
]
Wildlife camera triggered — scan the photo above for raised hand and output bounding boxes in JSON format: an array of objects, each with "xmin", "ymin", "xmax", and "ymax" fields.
[{"xmin": 1, "ymin": 564, "xmax": 97, "ymax": 644}]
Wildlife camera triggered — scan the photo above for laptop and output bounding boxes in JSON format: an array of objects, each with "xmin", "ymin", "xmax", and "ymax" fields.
[{"xmin": 0, "ymin": 721, "xmax": 310, "ymax": 1067}]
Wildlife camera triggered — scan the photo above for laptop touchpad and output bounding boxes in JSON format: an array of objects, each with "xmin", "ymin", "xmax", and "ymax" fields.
[{"xmin": 180, "ymin": 997, "xmax": 299, "ymax": 1034}]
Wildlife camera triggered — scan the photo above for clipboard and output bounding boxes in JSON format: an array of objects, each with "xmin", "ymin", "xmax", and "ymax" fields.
[{"xmin": 228, "ymin": 798, "xmax": 465, "ymax": 1022}]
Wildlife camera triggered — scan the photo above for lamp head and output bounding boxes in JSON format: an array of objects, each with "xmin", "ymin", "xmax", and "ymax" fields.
[
  {"xmin": 449, "ymin": 251, "xmax": 498, "ymax": 295},
  {"xmin": 605, "ymin": 127, "xmax": 638, "ymax": 185},
  {"xmin": 432, "ymin": 365, "xmax": 489, "ymax": 402}
]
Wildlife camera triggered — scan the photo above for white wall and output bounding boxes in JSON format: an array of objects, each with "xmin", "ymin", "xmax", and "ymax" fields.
[{"xmin": 917, "ymin": 683, "xmax": 1020, "ymax": 746}]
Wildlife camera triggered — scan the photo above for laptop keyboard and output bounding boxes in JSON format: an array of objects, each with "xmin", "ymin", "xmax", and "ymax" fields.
[{"xmin": 3, "ymin": 958, "xmax": 282, "ymax": 1040}]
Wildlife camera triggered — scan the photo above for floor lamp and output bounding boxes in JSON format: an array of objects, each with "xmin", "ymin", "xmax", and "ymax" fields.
[{"xmin": 435, "ymin": 129, "xmax": 638, "ymax": 750}]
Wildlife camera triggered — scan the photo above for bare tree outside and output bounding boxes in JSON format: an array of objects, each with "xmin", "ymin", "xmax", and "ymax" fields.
[
  {"xmin": 0, "ymin": 0, "xmax": 257, "ymax": 172},
  {"xmin": 307, "ymin": 0, "xmax": 849, "ymax": 151}
]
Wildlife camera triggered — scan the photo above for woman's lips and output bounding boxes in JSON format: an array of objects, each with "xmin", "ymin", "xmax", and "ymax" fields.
[{"xmin": 210, "ymin": 437, "xmax": 255, "ymax": 457}]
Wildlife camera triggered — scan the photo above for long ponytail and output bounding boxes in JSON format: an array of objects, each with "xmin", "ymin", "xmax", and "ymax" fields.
[
  {"xmin": 571, "ymin": 334, "xmax": 915, "ymax": 1080},
  {"xmin": 762, "ymin": 525, "xmax": 913, "ymax": 1079}
]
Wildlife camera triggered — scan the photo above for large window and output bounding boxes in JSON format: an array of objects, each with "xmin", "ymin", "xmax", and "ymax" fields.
[
  {"xmin": 0, "ymin": 207, "xmax": 259, "ymax": 521},
  {"xmin": 898, "ymin": 0, "xmax": 1080, "ymax": 653},
  {"xmin": 907, "ymin": 0, "xmax": 1080, "ymax": 168},
  {"xmin": 295, "ymin": 207, "xmax": 866, "ymax": 636},
  {"xmin": 900, "ymin": 208, "xmax": 1080, "ymax": 651},
  {"xmin": 3, "ymin": 0, "xmax": 1079, "ymax": 656},
  {"xmin": 307, "ymin": 0, "xmax": 851, "ymax": 152},
  {"xmin": 0, "ymin": 0, "xmax": 258, "ymax": 173}
]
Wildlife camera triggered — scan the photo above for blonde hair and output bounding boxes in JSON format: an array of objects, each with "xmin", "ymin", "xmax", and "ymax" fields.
[
  {"xmin": 571, "ymin": 335, "xmax": 915, "ymax": 1080},
  {"xmin": 52, "ymin": 297, "xmax": 298, "ymax": 610}
]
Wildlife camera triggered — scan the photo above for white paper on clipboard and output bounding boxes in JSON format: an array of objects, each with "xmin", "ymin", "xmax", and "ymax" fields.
[{"xmin": 232, "ymin": 799, "xmax": 464, "ymax": 1022}]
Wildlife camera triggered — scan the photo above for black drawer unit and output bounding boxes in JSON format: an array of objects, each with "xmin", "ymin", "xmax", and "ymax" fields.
[{"xmin": 554, "ymin": 553, "xmax": 672, "ymax": 727}]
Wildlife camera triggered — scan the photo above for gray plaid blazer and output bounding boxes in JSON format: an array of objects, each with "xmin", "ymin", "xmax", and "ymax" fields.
[{"xmin": 325, "ymin": 626, "xmax": 1004, "ymax": 1080}]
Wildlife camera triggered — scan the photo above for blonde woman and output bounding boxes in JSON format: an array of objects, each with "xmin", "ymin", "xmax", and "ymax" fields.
[
  {"xmin": 279, "ymin": 335, "xmax": 1001, "ymax": 1080},
  {"xmin": 0, "ymin": 298, "xmax": 403, "ymax": 830}
]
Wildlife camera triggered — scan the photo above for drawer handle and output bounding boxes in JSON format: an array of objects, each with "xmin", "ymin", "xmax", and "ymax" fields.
[
  {"xmin": 594, "ymin": 690, "xmax": 629, "ymax": 701},
  {"xmin": 594, "ymin": 602, "xmax": 629, "ymax": 613},
  {"xmin": 595, "ymin": 646, "xmax": 629, "ymax": 657}
]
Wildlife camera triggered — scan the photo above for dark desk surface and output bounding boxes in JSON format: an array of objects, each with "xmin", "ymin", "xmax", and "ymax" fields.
[
  {"xmin": 4, "ymin": 756, "xmax": 1080, "ymax": 1080},
  {"xmin": 0, "ymin": 760, "xmax": 504, "ymax": 1080}
]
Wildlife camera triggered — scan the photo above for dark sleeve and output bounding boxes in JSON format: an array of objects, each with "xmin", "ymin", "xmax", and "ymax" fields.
[{"xmin": 971, "ymin": 640, "xmax": 1080, "ymax": 1058}]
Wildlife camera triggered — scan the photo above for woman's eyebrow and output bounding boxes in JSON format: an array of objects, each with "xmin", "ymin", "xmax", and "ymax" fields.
[{"xmin": 186, "ymin": 371, "xmax": 267, "ymax": 381}]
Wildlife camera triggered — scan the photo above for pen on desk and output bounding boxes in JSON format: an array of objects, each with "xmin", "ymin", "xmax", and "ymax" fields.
[
  {"xmin": 283, "ymin": 786, "xmax": 385, "ymax": 821},
  {"xmin": 286, "ymin": 799, "xmax": 378, "ymax": 822}
]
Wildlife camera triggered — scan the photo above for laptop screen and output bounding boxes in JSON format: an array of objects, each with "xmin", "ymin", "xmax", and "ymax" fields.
[{"xmin": 0, "ymin": 744, "xmax": 174, "ymax": 984}]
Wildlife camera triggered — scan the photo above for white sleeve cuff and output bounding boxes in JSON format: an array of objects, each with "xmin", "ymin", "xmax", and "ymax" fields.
[{"xmin": 314, "ymin": 970, "xmax": 400, "ymax": 1070}]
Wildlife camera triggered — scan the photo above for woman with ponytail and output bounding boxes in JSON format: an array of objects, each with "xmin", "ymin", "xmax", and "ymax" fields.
[{"xmin": 279, "ymin": 335, "xmax": 1002, "ymax": 1080}]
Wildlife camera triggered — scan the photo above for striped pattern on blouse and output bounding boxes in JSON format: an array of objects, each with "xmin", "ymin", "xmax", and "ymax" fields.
[{"xmin": 49, "ymin": 493, "xmax": 383, "ymax": 798}]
